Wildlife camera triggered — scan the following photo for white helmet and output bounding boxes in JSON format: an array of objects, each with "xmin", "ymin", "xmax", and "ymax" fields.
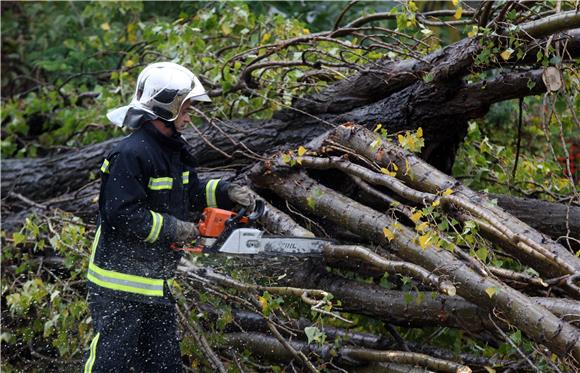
[{"xmin": 107, "ymin": 62, "xmax": 211, "ymax": 128}]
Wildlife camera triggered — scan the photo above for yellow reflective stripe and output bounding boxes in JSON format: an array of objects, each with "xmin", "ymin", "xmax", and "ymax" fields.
[
  {"xmin": 100, "ymin": 159, "xmax": 110, "ymax": 174},
  {"xmin": 89, "ymin": 262, "xmax": 163, "ymax": 286},
  {"xmin": 87, "ymin": 262, "xmax": 164, "ymax": 296},
  {"xmin": 148, "ymin": 177, "xmax": 173, "ymax": 190},
  {"xmin": 89, "ymin": 226, "xmax": 101, "ymax": 264},
  {"xmin": 205, "ymin": 179, "xmax": 220, "ymax": 207},
  {"xmin": 87, "ymin": 272, "xmax": 163, "ymax": 296},
  {"xmin": 145, "ymin": 211, "xmax": 163, "ymax": 243},
  {"xmin": 84, "ymin": 332, "xmax": 100, "ymax": 373},
  {"xmin": 182, "ymin": 171, "xmax": 190, "ymax": 185}
]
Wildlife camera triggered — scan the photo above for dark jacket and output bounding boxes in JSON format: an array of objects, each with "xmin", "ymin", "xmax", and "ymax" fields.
[{"xmin": 87, "ymin": 123, "xmax": 232, "ymax": 304}]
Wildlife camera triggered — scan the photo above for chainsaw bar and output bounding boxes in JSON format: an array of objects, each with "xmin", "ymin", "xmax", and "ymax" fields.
[{"xmin": 215, "ymin": 228, "xmax": 331, "ymax": 256}]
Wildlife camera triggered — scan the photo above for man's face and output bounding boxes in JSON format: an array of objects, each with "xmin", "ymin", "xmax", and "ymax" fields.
[{"xmin": 174, "ymin": 101, "xmax": 192, "ymax": 132}]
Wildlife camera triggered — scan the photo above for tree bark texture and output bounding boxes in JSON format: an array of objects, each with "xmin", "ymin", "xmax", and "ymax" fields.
[
  {"xmin": 285, "ymin": 267, "xmax": 580, "ymax": 331},
  {"xmin": 492, "ymin": 194, "xmax": 580, "ymax": 244},
  {"xmin": 0, "ymin": 64, "xmax": 559, "ymax": 201},
  {"xmin": 327, "ymin": 125, "xmax": 579, "ymax": 277},
  {"xmin": 250, "ymin": 168, "xmax": 580, "ymax": 359}
]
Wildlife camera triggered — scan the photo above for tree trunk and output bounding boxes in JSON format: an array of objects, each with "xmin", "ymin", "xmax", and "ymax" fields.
[
  {"xmin": 493, "ymin": 194, "xmax": 580, "ymax": 247},
  {"xmin": 285, "ymin": 266, "xmax": 580, "ymax": 332},
  {"xmin": 0, "ymin": 65, "xmax": 554, "ymax": 201}
]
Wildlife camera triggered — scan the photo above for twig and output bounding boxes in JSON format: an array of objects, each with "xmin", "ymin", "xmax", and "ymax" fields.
[
  {"xmin": 323, "ymin": 244, "xmax": 456, "ymax": 296},
  {"xmin": 8, "ymin": 192, "xmax": 47, "ymax": 209},
  {"xmin": 488, "ymin": 313, "xmax": 541, "ymax": 373},
  {"xmin": 333, "ymin": 0, "xmax": 358, "ymax": 31},
  {"xmin": 511, "ymin": 97, "xmax": 524, "ymax": 180},
  {"xmin": 177, "ymin": 306, "xmax": 227, "ymax": 373},
  {"xmin": 266, "ymin": 318, "xmax": 319, "ymax": 373}
]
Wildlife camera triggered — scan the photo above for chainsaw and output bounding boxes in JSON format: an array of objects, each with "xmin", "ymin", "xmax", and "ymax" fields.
[{"xmin": 172, "ymin": 200, "xmax": 332, "ymax": 256}]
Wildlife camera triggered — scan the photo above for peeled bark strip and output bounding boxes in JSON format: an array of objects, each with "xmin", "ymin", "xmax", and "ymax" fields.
[
  {"xmin": 250, "ymin": 169, "xmax": 580, "ymax": 359},
  {"xmin": 328, "ymin": 124, "xmax": 580, "ymax": 277}
]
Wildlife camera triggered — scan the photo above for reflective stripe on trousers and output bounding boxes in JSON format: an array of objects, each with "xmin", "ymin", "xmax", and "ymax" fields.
[{"xmin": 84, "ymin": 332, "xmax": 100, "ymax": 373}]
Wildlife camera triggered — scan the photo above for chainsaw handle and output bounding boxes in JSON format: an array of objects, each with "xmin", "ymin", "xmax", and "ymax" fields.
[
  {"xmin": 228, "ymin": 199, "xmax": 265, "ymax": 225},
  {"xmin": 248, "ymin": 199, "xmax": 265, "ymax": 222}
]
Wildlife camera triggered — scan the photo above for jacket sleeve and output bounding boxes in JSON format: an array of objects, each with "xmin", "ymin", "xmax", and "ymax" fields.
[
  {"xmin": 190, "ymin": 175, "xmax": 234, "ymax": 211},
  {"xmin": 101, "ymin": 150, "xmax": 178, "ymax": 244}
]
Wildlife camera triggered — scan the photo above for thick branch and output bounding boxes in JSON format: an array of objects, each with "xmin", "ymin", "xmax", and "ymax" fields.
[
  {"xmin": 328, "ymin": 124, "xmax": 580, "ymax": 277},
  {"xmin": 224, "ymin": 332, "xmax": 471, "ymax": 372},
  {"xmin": 519, "ymin": 11, "xmax": 580, "ymax": 38},
  {"xmin": 250, "ymin": 168, "xmax": 580, "ymax": 358}
]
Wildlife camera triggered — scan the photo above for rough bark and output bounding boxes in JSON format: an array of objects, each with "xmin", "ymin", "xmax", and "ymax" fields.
[
  {"xmin": 287, "ymin": 27, "xmax": 580, "ymax": 118},
  {"xmin": 0, "ymin": 66, "xmax": 553, "ymax": 202},
  {"xmin": 224, "ymin": 333, "xmax": 472, "ymax": 372},
  {"xmin": 493, "ymin": 194, "xmax": 580, "ymax": 245},
  {"xmin": 328, "ymin": 125, "xmax": 580, "ymax": 277},
  {"xmin": 250, "ymin": 168, "xmax": 580, "ymax": 359}
]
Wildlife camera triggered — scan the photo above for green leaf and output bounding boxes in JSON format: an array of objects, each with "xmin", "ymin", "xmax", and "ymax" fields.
[
  {"xmin": 304, "ymin": 326, "xmax": 317, "ymax": 344},
  {"xmin": 12, "ymin": 232, "xmax": 27, "ymax": 245},
  {"xmin": 475, "ymin": 247, "xmax": 488, "ymax": 262},
  {"xmin": 510, "ymin": 330, "xmax": 521, "ymax": 345},
  {"xmin": 304, "ymin": 326, "xmax": 326, "ymax": 345}
]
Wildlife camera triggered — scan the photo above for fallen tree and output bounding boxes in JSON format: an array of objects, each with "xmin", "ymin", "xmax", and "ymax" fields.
[{"xmin": 2, "ymin": 2, "xmax": 580, "ymax": 372}]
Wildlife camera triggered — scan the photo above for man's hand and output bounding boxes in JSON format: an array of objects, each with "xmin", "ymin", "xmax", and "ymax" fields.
[
  {"xmin": 174, "ymin": 219, "xmax": 199, "ymax": 244},
  {"xmin": 228, "ymin": 184, "xmax": 255, "ymax": 211}
]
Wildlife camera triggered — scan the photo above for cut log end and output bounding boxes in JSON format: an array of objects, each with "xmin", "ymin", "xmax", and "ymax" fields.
[{"xmin": 440, "ymin": 281, "xmax": 457, "ymax": 297}]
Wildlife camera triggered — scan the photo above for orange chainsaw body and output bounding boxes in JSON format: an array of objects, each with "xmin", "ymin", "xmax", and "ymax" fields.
[{"xmin": 198, "ymin": 207, "xmax": 248, "ymax": 238}]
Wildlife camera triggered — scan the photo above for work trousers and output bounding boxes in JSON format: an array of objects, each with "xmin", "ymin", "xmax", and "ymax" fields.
[{"xmin": 83, "ymin": 294, "xmax": 182, "ymax": 373}]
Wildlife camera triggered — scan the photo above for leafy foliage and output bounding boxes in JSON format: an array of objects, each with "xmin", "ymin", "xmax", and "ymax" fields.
[
  {"xmin": 1, "ymin": 213, "xmax": 92, "ymax": 372},
  {"xmin": 1, "ymin": 1, "xmax": 579, "ymax": 371}
]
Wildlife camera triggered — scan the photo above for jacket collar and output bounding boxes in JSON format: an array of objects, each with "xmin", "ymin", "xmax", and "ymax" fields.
[{"xmin": 142, "ymin": 122, "xmax": 184, "ymax": 152}]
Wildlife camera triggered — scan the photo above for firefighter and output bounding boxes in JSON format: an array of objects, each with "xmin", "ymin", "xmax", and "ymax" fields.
[{"xmin": 83, "ymin": 62, "xmax": 253, "ymax": 372}]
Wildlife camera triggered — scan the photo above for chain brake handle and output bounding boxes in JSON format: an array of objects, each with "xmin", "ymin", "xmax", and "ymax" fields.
[{"xmin": 226, "ymin": 199, "xmax": 265, "ymax": 227}]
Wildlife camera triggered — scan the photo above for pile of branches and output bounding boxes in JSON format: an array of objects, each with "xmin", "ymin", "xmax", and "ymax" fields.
[
  {"xmin": 165, "ymin": 123, "xmax": 579, "ymax": 373},
  {"xmin": 2, "ymin": 2, "xmax": 580, "ymax": 372}
]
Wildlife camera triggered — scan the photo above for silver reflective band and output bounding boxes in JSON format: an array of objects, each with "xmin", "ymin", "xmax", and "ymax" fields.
[
  {"xmin": 205, "ymin": 179, "xmax": 220, "ymax": 207},
  {"xmin": 148, "ymin": 177, "xmax": 173, "ymax": 190},
  {"xmin": 87, "ymin": 268, "xmax": 164, "ymax": 292},
  {"xmin": 145, "ymin": 211, "xmax": 163, "ymax": 243}
]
